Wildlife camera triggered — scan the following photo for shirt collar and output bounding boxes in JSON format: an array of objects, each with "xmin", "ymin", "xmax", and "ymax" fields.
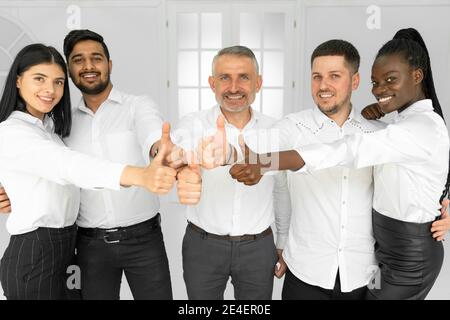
[
  {"xmin": 213, "ymin": 105, "xmax": 259, "ymax": 130},
  {"xmin": 10, "ymin": 110, "xmax": 54, "ymax": 131},
  {"xmin": 312, "ymin": 104, "xmax": 357, "ymax": 127},
  {"xmin": 77, "ymin": 87, "xmax": 123, "ymax": 115},
  {"xmin": 397, "ymin": 99, "xmax": 433, "ymax": 119}
]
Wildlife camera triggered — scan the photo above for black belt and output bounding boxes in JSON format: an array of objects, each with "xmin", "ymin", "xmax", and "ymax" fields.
[
  {"xmin": 78, "ymin": 213, "xmax": 161, "ymax": 244},
  {"xmin": 188, "ymin": 222, "xmax": 272, "ymax": 241}
]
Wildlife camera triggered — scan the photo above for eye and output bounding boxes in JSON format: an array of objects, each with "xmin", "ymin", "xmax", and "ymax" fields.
[
  {"xmin": 72, "ymin": 58, "xmax": 82, "ymax": 64},
  {"xmin": 312, "ymin": 75, "xmax": 322, "ymax": 81},
  {"xmin": 34, "ymin": 76, "xmax": 45, "ymax": 82},
  {"xmin": 240, "ymin": 75, "xmax": 249, "ymax": 80},
  {"xmin": 371, "ymin": 80, "xmax": 378, "ymax": 86},
  {"xmin": 219, "ymin": 75, "xmax": 229, "ymax": 81},
  {"xmin": 331, "ymin": 74, "xmax": 340, "ymax": 79},
  {"xmin": 386, "ymin": 77, "xmax": 396, "ymax": 83},
  {"xmin": 93, "ymin": 57, "xmax": 103, "ymax": 62},
  {"xmin": 55, "ymin": 79, "xmax": 65, "ymax": 86}
]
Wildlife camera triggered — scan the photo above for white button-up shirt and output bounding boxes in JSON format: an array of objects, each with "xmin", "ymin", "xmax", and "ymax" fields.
[
  {"xmin": 0, "ymin": 111, "xmax": 125, "ymax": 235},
  {"xmin": 245, "ymin": 107, "xmax": 384, "ymax": 292},
  {"xmin": 299, "ymin": 99, "xmax": 449, "ymax": 223},
  {"xmin": 173, "ymin": 105, "xmax": 291, "ymax": 248},
  {"xmin": 64, "ymin": 88, "xmax": 163, "ymax": 228}
]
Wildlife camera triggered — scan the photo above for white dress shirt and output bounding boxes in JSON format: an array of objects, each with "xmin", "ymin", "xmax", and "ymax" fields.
[
  {"xmin": 64, "ymin": 88, "xmax": 163, "ymax": 228},
  {"xmin": 245, "ymin": 107, "xmax": 385, "ymax": 292},
  {"xmin": 299, "ymin": 99, "xmax": 449, "ymax": 223},
  {"xmin": 0, "ymin": 111, "xmax": 125, "ymax": 235},
  {"xmin": 173, "ymin": 105, "xmax": 291, "ymax": 248}
]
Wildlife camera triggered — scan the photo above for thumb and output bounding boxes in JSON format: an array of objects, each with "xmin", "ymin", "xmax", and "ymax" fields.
[
  {"xmin": 215, "ymin": 115, "xmax": 226, "ymax": 145},
  {"xmin": 161, "ymin": 122, "xmax": 172, "ymax": 145},
  {"xmin": 238, "ymin": 134, "xmax": 249, "ymax": 161},
  {"xmin": 216, "ymin": 115, "xmax": 225, "ymax": 135},
  {"xmin": 153, "ymin": 142, "xmax": 168, "ymax": 164}
]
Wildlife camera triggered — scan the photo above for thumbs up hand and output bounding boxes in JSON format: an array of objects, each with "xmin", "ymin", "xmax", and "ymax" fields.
[
  {"xmin": 177, "ymin": 152, "xmax": 202, "ymax": 205},
  {"xmin": 229, "ymin": 135, "xmax": 263, "ymax": 186},
  {"xmin": 151, "ymin": 122, "xmax": 186, "ymax": 169},
  {"xmin": 143, "ymin": 140, "xmax": 177, "ymax": 194},
  {"xmin": 198, "ymin": 115, "xmax": 231, "ymax": 169}
]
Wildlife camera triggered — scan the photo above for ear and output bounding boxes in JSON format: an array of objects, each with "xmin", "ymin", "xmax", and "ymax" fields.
[
  {"xmin": 16, "ymin": 76, "xmax": 22, "ymax": 89},
  {"xmin": 413, "ymin": 68, "xmax": 424, "ymax": 85},
  {"xmin": 351, "ymin": 71, "xmax": 360, "ymax": 91},
  {"xmin": 67, "ymin": 63, "xmax": 73, "ymax": 80},
  {"xmin": 208, "ymin": 75, "xmax": 216, "ymax": 92},
  {"xmin": 255, "ymin": 75, "xmax": 263, "ymax": 93},
  {"xmin": 109, "ymin": 59, "xmax": 113, "ymax": 75}
]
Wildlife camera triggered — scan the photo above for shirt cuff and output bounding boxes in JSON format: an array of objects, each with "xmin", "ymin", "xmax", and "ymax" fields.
[
  {"xmin": 276, "ymin": 233, "xmax": 288, "ymax": 250},
  {"xmin": 104, "ymin": 163, "xmax": 127, "ymax": 190},
  {"xmin": 143, "ymin": 131, "xmax": 163, "ymax": 165}
]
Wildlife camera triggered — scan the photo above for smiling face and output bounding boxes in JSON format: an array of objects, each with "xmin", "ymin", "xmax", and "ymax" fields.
[
  {"xmin": 311, "ymin": 55, "xmax": 359, "ymax": 117},
  {"xmin": 68, "ymin": 39, "xmax": 111, "ymax": 95},
  {"xmin": 208, "ymin": 54, "xmax": 262, "ymax": 115},
  {"xmin": 16, "ymin": 63, "xmax": 65, "ymax": 120},
  {"xmin": 371, "ymin": 53, "xmax": 424, "ymax": 114}
]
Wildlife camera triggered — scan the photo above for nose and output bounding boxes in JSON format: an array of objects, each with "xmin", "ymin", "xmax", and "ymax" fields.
[
  {"xmin": 42, "ymin": 81, "xmax": 56, "ymax": 95},
  {"xmin": 372, "ymin": 83, "xmax": 387, "ymax": 97},
  {"xmin": 229, "ymin": 78, "xmax": 239, "ymax": 93},
  {"xmin": 318, "ymin": 78, "xmax": 329, "ymax": 91},
  {"xmin": 82, "ymin": 59, "xmax": 94, "ymax": 71}
]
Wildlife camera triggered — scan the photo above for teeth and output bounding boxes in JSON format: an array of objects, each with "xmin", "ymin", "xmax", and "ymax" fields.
[
  {"xmin": 378, "ymin": 96, "xmax": 393, "ymax": 103},
  {"xmin": 319, "ymin": 93, "xmax": 333, "ymax": 98},
  {"xmin": 39, "ymin": 96, "xmax": 52, "ymax": 102},
  {"xmin": 226, "ymin": 95, "xmax": 243, "ymax": 100},
  {"xmin": 82, "ymin": 73, "xmax": 98, "ymax": 78}
]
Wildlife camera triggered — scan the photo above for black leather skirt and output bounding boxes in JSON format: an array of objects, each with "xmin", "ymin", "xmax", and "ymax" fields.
[{"xmin": 367, "ymin": 210, "xmax": 444, "ymax": 300}]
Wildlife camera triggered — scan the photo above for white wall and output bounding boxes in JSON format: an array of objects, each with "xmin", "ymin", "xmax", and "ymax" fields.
[{"xmin": 0, "ymin": 0, "xmax": 449, "ymax": 300}]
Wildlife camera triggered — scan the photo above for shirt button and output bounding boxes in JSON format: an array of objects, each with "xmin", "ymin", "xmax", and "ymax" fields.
[
  {"xmin": 341, "ymin": 225, "xmax": 345, "ymax": 229},
  {"xmin": 339, "ymin": 248, "xmax": 343, "ymax": 252},
  {"xmin": 343, "ymin": 176, "xmax": 347, "ymax": 180},
  {"xmin": 342, "ymin": 201, "xmax": 346, "ymax": 205}
]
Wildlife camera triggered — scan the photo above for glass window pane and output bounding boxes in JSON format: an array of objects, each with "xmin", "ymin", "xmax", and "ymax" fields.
[
  {"xmin": 178, "ymin": 51, "xmax": 199, "ymax": 86},
  {"xmin": 262, "ymin": 89, "xmax": 283, "ymax": 119},
  {"xmin": 179, "ymin": 89, "xmax": 199, "ymax": 118},
  {"xmin": 263, "ymin": 52, "xmax": 284, "ymax": 86},
  {"xmin": 240, "ymin": 13, "xmax": 261, "ymax": 48},
  {"xmin": 251, "ymin": 91, "xmax": 261, "ymax": 112},
  {"xmin": 201, "ymin": 13, "xmax": 222, "ymax": 49},
  {"xmin": 201, "ymin": 51, "xmax": 216, "ymax": 86},
  {"xmin": 201, "ymin": 88, "xmax": 217, "ymax": 110},
  {"xmin": 178, "ymin": 13, "xmax": 198, "ymax": 49},
  {"xmin": 264, "ymin": 13, "xmax": 285, "ymax": 49}
]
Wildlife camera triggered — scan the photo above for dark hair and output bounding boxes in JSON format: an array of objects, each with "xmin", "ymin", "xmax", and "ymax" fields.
[
  {"xmin": 311, "ymin": 39, "xmax": 360, "ymax": 74},
  {"xmin": 63, "ymin": 29, "xmax": 110, "ymax": 61},
  {"xmin": 213, "ymin": 45, "xmax": 259, "ymax": 74},
  {"xmin": 0, "ymin": 43, "xmax": 71, "ymax": 138},
  {"xmin": 377, "ymin": 28, "xmax": 449, "ymax": 204}
]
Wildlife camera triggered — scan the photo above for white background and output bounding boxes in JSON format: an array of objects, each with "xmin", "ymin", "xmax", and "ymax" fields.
[{"xmin": 0, "ymin": 0, "xmax": 449, "ymax": 299}]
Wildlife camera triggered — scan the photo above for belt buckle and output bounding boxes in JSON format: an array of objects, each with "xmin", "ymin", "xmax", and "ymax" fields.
[{"xmin": 103, "ymin": 228, "xmax": 120, "ymax": 244}]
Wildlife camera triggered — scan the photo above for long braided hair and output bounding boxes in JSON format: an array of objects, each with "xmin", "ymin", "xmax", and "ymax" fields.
[{"xmin": 376, "ymin": 28, "xmax": 449, "ymax": 204}]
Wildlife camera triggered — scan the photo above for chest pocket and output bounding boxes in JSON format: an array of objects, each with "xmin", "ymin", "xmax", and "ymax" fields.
[{"xmin": 105, "ymin": 130, "xmax": 144, "ymax": 165}]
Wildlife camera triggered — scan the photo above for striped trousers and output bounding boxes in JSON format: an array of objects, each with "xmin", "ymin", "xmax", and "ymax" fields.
[{"xmin": 0, "ymin": 224, "xmax": 77, "ymax": 300}]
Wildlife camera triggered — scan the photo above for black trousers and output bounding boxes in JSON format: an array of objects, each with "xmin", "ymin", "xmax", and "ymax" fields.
[
  {"xmin": 0, "ymin": 224, "xmax": 77, "ymax": 300},
  {"xmin": 282, "ymin": 269, "xmax": 367, "ymax": 300},
  {"xmin": 367, "ymin": 210, "xmax": 444, "ymax": 300},
  {"xmin": 76, "ymin": 215, "xmax": 172, "ymax": 300}
]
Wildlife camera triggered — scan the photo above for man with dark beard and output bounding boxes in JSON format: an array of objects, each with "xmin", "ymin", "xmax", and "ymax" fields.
[{"xmin": 60, "ymin": 29, "xmax": 194, "ymax": 300}]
